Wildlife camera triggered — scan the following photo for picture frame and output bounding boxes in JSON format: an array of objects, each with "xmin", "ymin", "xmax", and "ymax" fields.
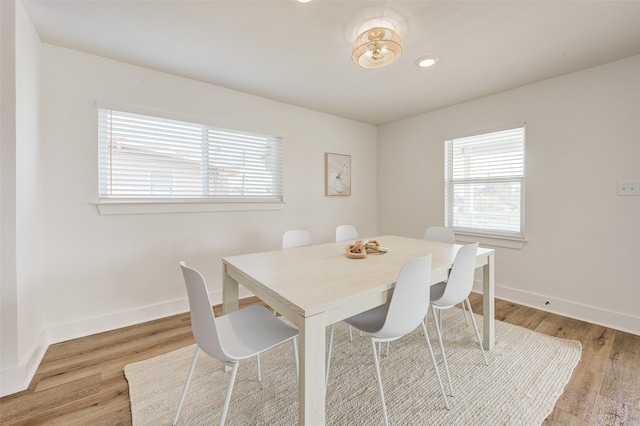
[{"xmin": 325, "ymin": 153, "xmax": 351, "ymax": 196}]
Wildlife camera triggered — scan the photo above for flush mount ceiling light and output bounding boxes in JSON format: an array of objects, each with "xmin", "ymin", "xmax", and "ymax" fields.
[
  {"xmin": 352, "ymin": 25, "xmax": 402, "ymax": 69},
  {"xmin": 416, "ymin": 55, "xmax": 439, "ymax": 68}
]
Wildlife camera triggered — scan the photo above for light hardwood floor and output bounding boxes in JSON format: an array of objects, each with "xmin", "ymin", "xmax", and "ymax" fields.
[{"xmin": 1, "ymin": 294, "xmax": 638, "ymax": 425}]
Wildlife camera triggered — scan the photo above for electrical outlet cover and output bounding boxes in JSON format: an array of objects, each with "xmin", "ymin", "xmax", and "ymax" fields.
[{"xmin": 617, "ymin": 182, "xmax": 639, "ymax": 196}]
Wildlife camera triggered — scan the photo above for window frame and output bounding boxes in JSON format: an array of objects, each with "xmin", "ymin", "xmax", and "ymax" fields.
[{"xmin": 444, "ymin": 124, "xmax": 526, "ymax": 241}]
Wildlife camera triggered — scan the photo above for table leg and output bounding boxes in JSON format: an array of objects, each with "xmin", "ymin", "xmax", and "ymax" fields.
[
  {"xmin": 222, "ymin": 264, "xmax": 239, "ymax": 315},
  {"xmin": 221, "ymin": 265, "xmax": 241, "ymax": 372},
  {"xmin": 482, "ymin": 253, "xmax": 495, "ymax": 350},
  {"xmin": 298, "ymin": 313, "xmax": 326, "ymax": 426}
]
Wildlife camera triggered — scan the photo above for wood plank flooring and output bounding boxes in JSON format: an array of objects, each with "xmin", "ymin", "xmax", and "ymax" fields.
[{"xmin": 1, "ymin": 295, "xmax": 638, "ymax": 425}]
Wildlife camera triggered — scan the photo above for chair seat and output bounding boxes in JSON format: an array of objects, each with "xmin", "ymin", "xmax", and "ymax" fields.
[
  {"xmin": 217, "ymin": 305, "xmax": 298, "ymax": 360},
  {"xmin": 343, "ymin": 303, "xmax": 390, "ymax": 335},
  {"xmin": 429, "ymin": 281, "xmax": 447, "ymax": 305}
]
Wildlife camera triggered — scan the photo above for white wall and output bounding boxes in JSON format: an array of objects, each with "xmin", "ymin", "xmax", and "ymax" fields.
[
  {"xmin": 38, "ymin": 45, "xmax": 378, "ymax": 343},
  {"xmin": 15, "ymin": 0, "xmax": 45, "ymax": 385},
  {"xmin": 378, "ymin": 55, "xmax": 640, "ymax": 334},
  {"xmin": 0, "ymin": 0, "xmax": 19, "ymax": 392},
  {"xmin": 1, "ymin": 0, "xmax": 46, "ymax": 396}
]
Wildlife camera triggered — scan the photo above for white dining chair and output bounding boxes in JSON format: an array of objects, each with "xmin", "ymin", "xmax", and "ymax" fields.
[
  {"xmin": 274, "ymin": 229, "xmax": 314, "ymax": 315},
  {"xmin": 429, "ymin": 242, "xmax": 488, "ymax": 398},
  {"xmin": 326, "ymin": 255, "xmax": 450, "ymax": 425},
  {"xmin": 423, "ymin": 226, "xmax": 455, "ymax": 244},
  {"xmin": 335, "ymin": 224, "xmax": 359, "ymax": 242},
  {"xmin": 173, "ymin": 262, "xmax": 299, "ymax": 426},
  {"xmin": 282, "ymin": 229, "xmax": 313, "ymax": 249},
  {"xmin": 423, "ymin": 226, "xmax": 470, "ymax": 324}
]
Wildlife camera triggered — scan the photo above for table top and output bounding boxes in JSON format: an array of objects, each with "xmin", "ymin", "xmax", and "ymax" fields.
[{"xmin": 222, "ymin": 235, "xmax": 494, "ymax": 322}]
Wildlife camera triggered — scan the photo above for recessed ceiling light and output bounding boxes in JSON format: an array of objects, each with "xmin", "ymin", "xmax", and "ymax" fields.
[
  {"xmin": 296, "ymin": 0, "xmax": 312, "ymax": 3},
  {"xmin": 416, "ymin": 56, "xmax": 439, "ymax": 68}
]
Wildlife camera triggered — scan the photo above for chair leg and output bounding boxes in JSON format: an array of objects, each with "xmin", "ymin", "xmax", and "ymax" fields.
[
  {"xmin": 461, "ymin": 302, "xmax": 469, "ymax": 325},
  {"xmin": 431, "ymin": 305, "xmax": 454, "ymax": 397},
  {"xmin": 220, "ymin": 362, "xmax": 239, "ymax": 426},
  {"xmin": 256, "ymin": 353, "xmax": 261, "ymax": 382},
  {"xmin": 292, "ymin": 337, "xmax": 299, "ymax": 381},
  {"xmin": 465, "ymin": 298, "xmax": 489, "ymax": 366},
  {"xmin": 349, "ymin": 325, "xmax": 353, "ymax": 342},
  {"xmin": 172, "ymin": 346, "xmax": 199, "ymax": 425},
  {"xmin": 326, "ymin": 324, "xmax": 335, "ymax": 388},
  {"xmin": 420, "ymin": 321, "xmax": 450, "ymax": 410},
  {"xmin": 370, "ymin": 339, "xmax": 389, "ymax": 426}
]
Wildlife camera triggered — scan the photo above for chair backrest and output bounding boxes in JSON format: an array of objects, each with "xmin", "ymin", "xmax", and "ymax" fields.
[
  {"xmin": 375, "ymin": 255, "xmax": 433, "ymax": 339},
  {"xmin": 282, "ymin": 229, "xmax": 312, "ymax": 249},
  {"xmin": 423, "ymin": 226, "xmax": 455, "ymax": 244},
  {"xmin": 179, "ymin": 261, "xmax": 233, "ymax": 362},
  {"xmin": 335, "ymin": 225, "xmax": 359, "ymax": 242},
  {"xmin": 434, "ymin": 243, "xmax": 479, "ymax": 307}
]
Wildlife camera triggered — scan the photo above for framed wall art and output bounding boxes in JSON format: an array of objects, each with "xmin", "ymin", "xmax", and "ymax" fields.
[{"xmin": 325, "ymin": 153, "xmax": 351, "ymax": 196}]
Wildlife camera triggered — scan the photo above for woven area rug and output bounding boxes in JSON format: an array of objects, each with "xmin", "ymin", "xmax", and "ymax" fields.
[{"xmin": 125, "ymin": 309, "xmax": 581, "ymax": 425}]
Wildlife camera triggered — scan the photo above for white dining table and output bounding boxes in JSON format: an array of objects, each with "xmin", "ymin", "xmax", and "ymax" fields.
[{"xmin": 222, "ymin": 235, "xmax": 495, "ymax": 425}]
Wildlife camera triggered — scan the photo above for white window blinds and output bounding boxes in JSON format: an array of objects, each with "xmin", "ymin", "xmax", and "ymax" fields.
[
  {"xmin": 98, "ymin": 109, "xmax": 283, "ymax": 202},
  {"xmin": 445, "ymin": 125, "xmax": 525, "ymax": 238}
]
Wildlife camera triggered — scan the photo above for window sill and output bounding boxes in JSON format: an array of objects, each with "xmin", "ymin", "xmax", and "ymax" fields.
[
  {"xmin": 455, "ymin": 232, "xmax": 527, "ymax": 249},
  {"xmin": 95, "ymin": 200, "xmax": 285, "ymax": 215}
]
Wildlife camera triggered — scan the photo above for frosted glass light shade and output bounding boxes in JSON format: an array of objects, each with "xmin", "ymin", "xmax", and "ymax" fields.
[{"xmin": 352, "ymin": 26, "xmax": 402, "ymax": 69}]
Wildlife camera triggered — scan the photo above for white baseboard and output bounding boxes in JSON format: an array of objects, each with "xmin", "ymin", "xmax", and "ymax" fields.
[
  {"xmin": 474, "ymin": 281, "xmax": 640, "ymax": 336},
  {"xmin": 0, "ymin": 287, "xmax": 252, "ymax": 397},
  {"xmin": 1, "ymin": 366, "xmax": 29, "ymax": 397},
  {"xmin": 0, "ymin": 329, "xmax": 48, "ymax": 397},
  {"xmin": 46, "ymin": 287, "xmax": 255, "ymax": 344}
]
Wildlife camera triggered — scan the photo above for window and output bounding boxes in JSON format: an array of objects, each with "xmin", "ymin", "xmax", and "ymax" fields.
[
  {"xmin": 445, "ymin": 125, "xmax": 525, "ymax": 239},
  {"xmin": 98, "ymin": 109, "xmax": 283, "ymax": 203}
]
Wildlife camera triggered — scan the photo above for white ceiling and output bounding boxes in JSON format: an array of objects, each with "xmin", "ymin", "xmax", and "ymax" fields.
[{"xmin": 22, "ymin": 0, "xmax": 640, "ymax": 125}]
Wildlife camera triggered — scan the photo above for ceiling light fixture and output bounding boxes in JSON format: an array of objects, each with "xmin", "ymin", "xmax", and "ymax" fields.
[
  {"xmin": 352, "ymin": 26, "xmax": 402, "ymax": 69},
  {"xmin": 416, "ymin": 56, "xmax": 439, "ymax": 68}
]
